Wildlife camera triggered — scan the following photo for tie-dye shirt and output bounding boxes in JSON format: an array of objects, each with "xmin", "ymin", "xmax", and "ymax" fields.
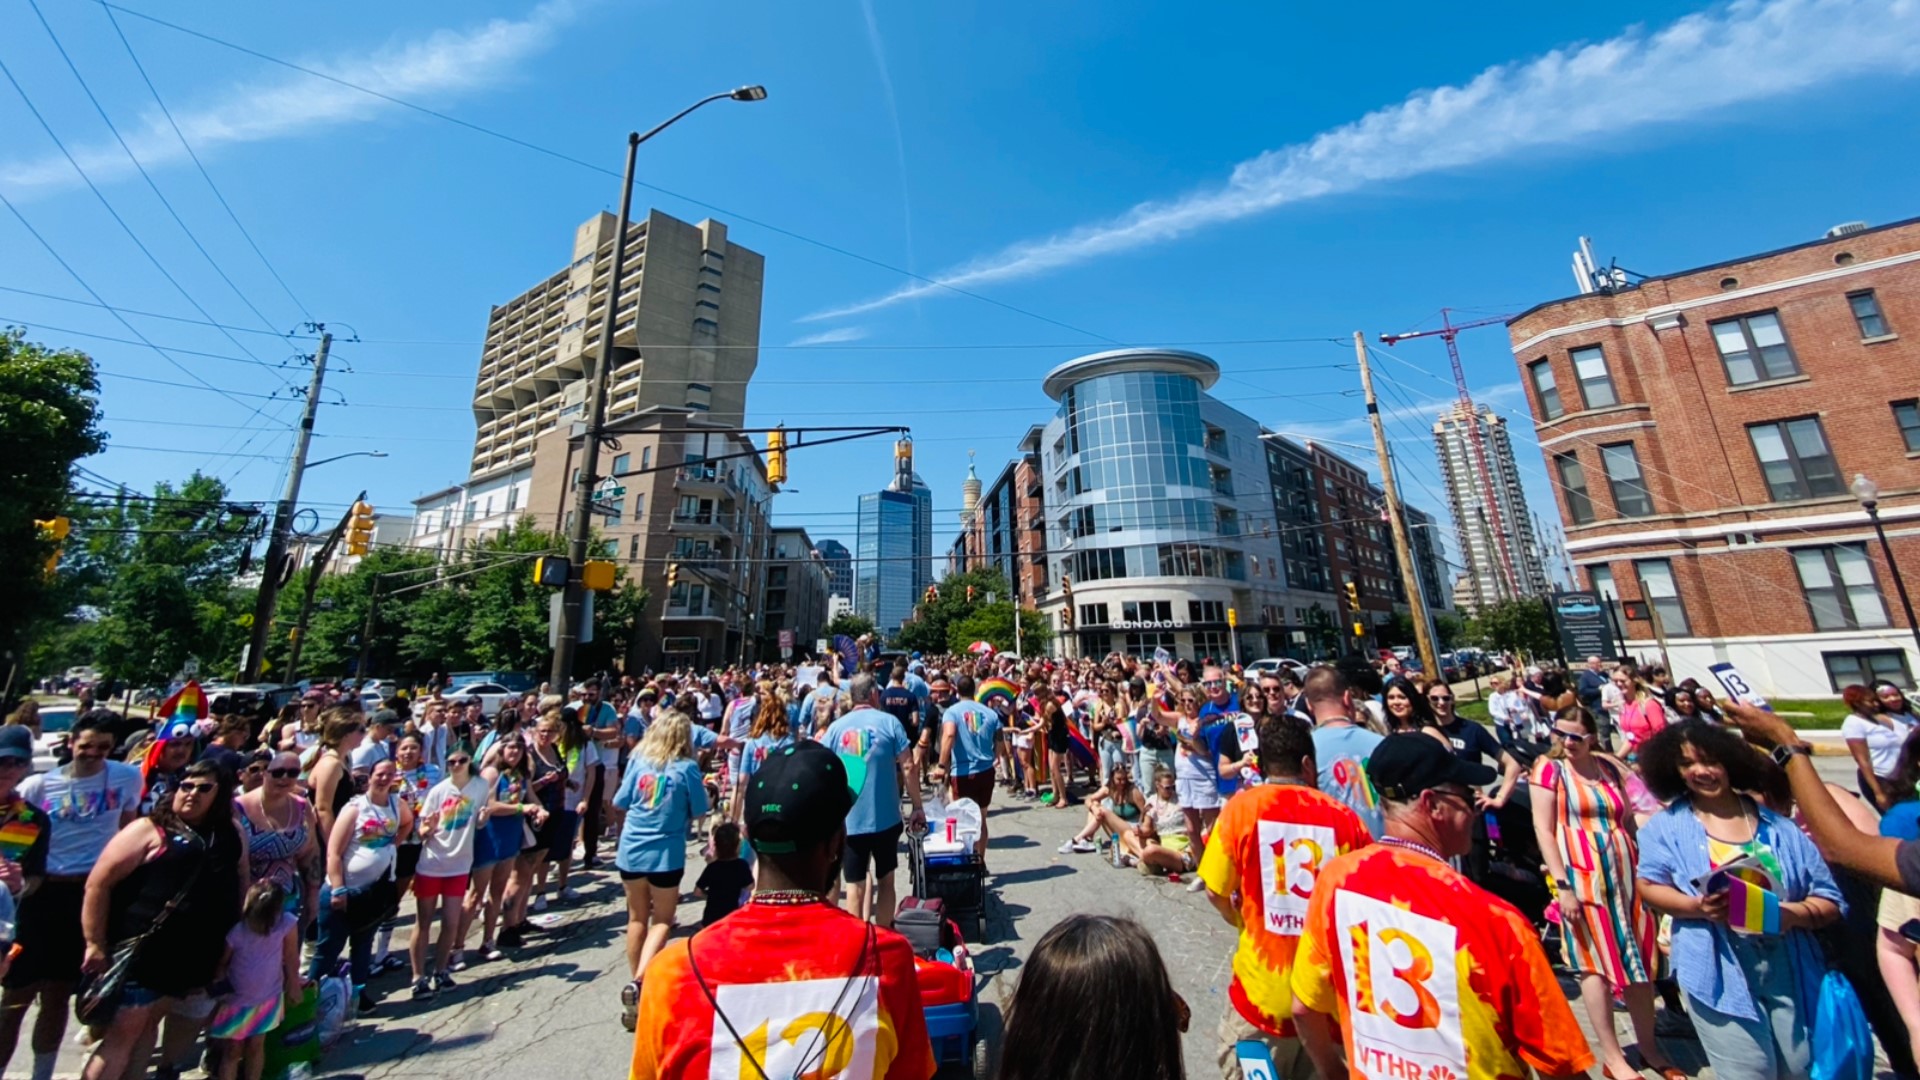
[
  {"xmin": 416, "ymin": 775, "xmax": 490, "ymax": 878},
  {"xmin": 1291, "ymin": 844, "xmax": 1594, "ymax": 1080},
  {"xmin": 822, "ymin": 709, "xmax": 911, "ymax": 836},
  {"xmin": 630, "ymin": 899, "xmax": 934, "ymax": 1080},
  {"xmin": 1197, "ymin": 782, "xmax": 1371, "ymax": 1037},
  {"xmin": 341, "ymin": 795, "xmax": 401, "ymax": 889},
  {"xmin": 18, "ymin": 761, "xmax": 143, "ymax": 875},
  {"xmin": 614, "ymin": 755, "xmax": 707, "ymax": 875}
]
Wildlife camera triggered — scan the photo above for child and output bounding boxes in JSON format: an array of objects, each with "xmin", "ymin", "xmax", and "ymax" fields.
[
  {"xmin": 211, "ymin": 881, "xmax": 301, "ymax": 1080},
  {"xmin": 693, "ymin": 822, "xmax": 753, "ymax": 927}
]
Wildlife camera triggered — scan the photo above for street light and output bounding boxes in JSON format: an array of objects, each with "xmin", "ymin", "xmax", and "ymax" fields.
[
  {"xmin": 551, "ymin": 85, "xmax": 768, "ymax": 691},
  {"xmin": 1853, "ymin": 473, "xmax": 1920, "ymax": 660},
  {"xmin": 302, "ymin": 450, "xmax": 388, "ymax": 472}
]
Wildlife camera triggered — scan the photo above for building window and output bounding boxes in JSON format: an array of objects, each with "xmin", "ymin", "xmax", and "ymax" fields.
[
  {"xmin": 1893, "ymin": 400, "xmax": 1920, "ymax": 453},
  {"xmin": 1191, "ymin": 631, "xmax": 1231, "ymax": 660},
  {"xmin": 1189, "ymin": 600, "xmax": 1226, "ymax": 624},
  {"xmin": 506, "ymin": 486, "xmax": 519, "ymax": 511},
  {"xmin": 602, "ymin": 505, "xmax": 621, "ymax": 528},
  {"xmin": 640, "ymin": 446, "xmax": 652, "ymax": 470},
  {"xmin": 1793, "ymin": 545, "xmax": 1889, "ymax": 630},
  {"xmin": 1121, "ymin": 600, "xmax": 1174, "ymax": 623},
  {"xmin": 1123, "ymin": 631, "xmax": 1177, "ymax": 654},
  {"xmin": 628, "ymin": 534, "xmax": 641, "ymax": 560},
  {"xmin": 1588, "ymin": 564, "xmax": 1624, "ymax": 634},
  {"xmin": 1569, "ymin": 346, "xmax": 1618, "ymax": 409},
  {"xmin": 1824, "ymin": 650, "xmax": 1913, "ymax": 691},
  {"xmin": 611, "ymin": 453, "xmax": 630, "ymax": 477},
  {"xmin": 1599, "ymin": 444, "xmax": 1655, "ymax": 518},
  {"xmin": 1079, "ymin": 603, "xmax": 1110, "ymax": 626},
  {"xmin": 1554, "ymin": 452, "xmax": 1595, "ymax": 525},
  {"xmin": 1710, "ymin": 311, "xmax": 1799, "ymax": 385},
  {"xmin": 1528, "ymin": 360, "xmax": 1564, "ymax": 420},
  {"xmin": 1849, "ymin": 290, "xmax": 1890, "ymax": 338},
  {"xmin": 1748, "ymin": 417, "xmax": 1843, "ymax": 501},
  {"xmin": 1633, "ymin": 558, "xmax": 1689, "ymax": 635},
  {"xmin": 633, "ymin": 493, "xmax": 645, "ymax": 519}
]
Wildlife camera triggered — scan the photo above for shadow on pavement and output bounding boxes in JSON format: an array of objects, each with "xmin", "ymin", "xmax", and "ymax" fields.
[{"xmin": 988, "ymin": 865, "xmax": 1073, "ymax": 887}]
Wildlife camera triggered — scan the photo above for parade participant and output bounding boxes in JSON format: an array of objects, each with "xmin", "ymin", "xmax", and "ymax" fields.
[
  {"xmin": 1529, "ymin": 707, "xmax": 1678, "ymax": 1080},
  {"xmin": 234, "ymin": 751, "xmax": 318, "ymax": 928},
  {"xmin": 1041, "ymin": 696, "xmax": 1074, "ymax": 809},
  {"xmin": 998, "ymin": 914, "xmax": 1185, "ymax": 1080},
  {"xmin": 613, "ymin": 711, "xmax": 708, "ymax": 1027},
  {"xmin": 1842, "ymin": 682, "xmax": 1916, "ymax": 811},
  {"xmin": 628, "ymin": 741, "xmax": 935, "ymax": 1080},
  {"xmin": 1635, "ymin": 720, "xmax": 1842, "ymax": 1079},
  {"xmin": 1428, "ymin": 680, "xmax": 1521, "ymax": 882},
  {"xmin": 80, "ymin": 760, "xmax": 245, "ymax": 1080},
  {"xmin": 306, "ymin": 709, "xmax": 365, "ymax": 844},
  {"xmin": 312, "ymin": 760, "xmax": 412, "ymax": 1012},
  {"xmin": 465, "ymin": 736, "xmax": 537, "ymax": 960},
  {"xmin": 938, "ymin": 674, "xmax": 1002, "ymax": 861},
  {"xmin": 209, "ymin": 881, "xmax": 300, "ymax": 1080},
  {"xmin": 1291, "ymin": 733, "xmax": 1595, "ymax": 1080},
  {"xmin": 1200, "ymin": 715, "xmax": 1369, "ymax": 1080},
  {"xmin": 2, "ymin": 716, "xmax": 140, "ymax": 1080},
  {"xmin": 409, "ymin": 749, "xmax": 486, "ymax": 1000},
  {"xmin": 1302, "ymin": 667, "xmax": 1384, "ymax": 837},
  {"xmin": 823, "ymin": 674, "xmax": 924, "ymax": 929}
]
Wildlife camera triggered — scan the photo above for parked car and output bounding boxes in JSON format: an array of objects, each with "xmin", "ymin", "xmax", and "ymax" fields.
[
  {"xmin": 32, "ymin": 706, "xmax": 76, "ymax": 773},
  {"xmin": 441, "ymin": 681, "xmax": 515, "ymax": 717},
  {"xmin": 208, "ymin": 684, "xmax": 302, "ymax": 719},
  {"xmin": 1245, "ymin": 657, "xmax": 1309, "ymax": 679},
  {"xmin": 446, "ymin": 671, "xmax": 537, "ymax": 694}
]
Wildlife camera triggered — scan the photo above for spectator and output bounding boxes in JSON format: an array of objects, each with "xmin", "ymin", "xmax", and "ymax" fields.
[
  {"xmin": 1613, "ymin": 666, "xmax": 1668, "ymax": 758},
  {"xmin": 999, "ymin": 914, "xmax": 1185, "ymax": 1080},
  {"xmin": 1302, "ymin": 665, "xmax": 1384, "ymax": 837},
  {"xmin": 628, "ymin": 742, "xmax": 934, "ymax": 1079},
  {"xmin": 1576, "ymin": 656, "xmax": 1610, "ymax": 722},
  {"xmin": 1842, "ymin": 682, "xmax": 1916, "ymax": 811}
]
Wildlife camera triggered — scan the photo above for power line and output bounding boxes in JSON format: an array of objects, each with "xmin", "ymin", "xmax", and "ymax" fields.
[{"xmin": 98, "ymin": 0, "xmax": 313, "ymax": 322}]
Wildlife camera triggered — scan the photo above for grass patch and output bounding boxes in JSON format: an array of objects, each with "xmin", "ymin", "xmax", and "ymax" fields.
[{"xmin": 1765, "ymin": 698, "xmax": 1850, "ymax": 729}]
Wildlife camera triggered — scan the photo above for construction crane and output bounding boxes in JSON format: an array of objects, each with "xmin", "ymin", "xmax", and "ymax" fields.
[{"xmin": 1380, "ymin": 309, "xmax": 1521, "ymax": 607}]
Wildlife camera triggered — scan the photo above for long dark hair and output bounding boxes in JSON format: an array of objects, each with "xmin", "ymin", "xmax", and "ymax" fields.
[
  {"xmin": 999, "ymin": 915, "xmax": 1185, "ymax": 1080},
  {"xmin": 149, "ymin": 759, "xmax": 239, "ymax": 844},
  {"xmin": 1381, "ymin": 676, "xmax": 1435, "ymax": 733}
]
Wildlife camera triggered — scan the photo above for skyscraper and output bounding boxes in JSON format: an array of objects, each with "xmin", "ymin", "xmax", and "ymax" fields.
[
  {"xmin": 1432, "ymin": 401, "xmax": 1550, "ymax": 609},
  {"xmin": 813, "ymin": 538, "xmax": 853, "ymax": 601},
  {"xmin": 854, "ymin": 439, "xmax": 934, "ymax": 635}
]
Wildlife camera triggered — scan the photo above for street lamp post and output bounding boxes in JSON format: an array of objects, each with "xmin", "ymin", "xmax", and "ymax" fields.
[
  {"xmin": 1854, "ymin": 474, "xmax": 1920, "ymax": 661},
  {"xmin": 550, "ymin": 86, "xmax": 767, "ymax": 692}
]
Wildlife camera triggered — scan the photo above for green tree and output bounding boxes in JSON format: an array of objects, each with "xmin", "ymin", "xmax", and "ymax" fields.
[
  {"xmin": 894, "ymin": 567, "xmax": 1018, "ymax": 655},
  {"xmin": 1469, "ymin": 598, "xmax": 1557, "ymax": 660},
  {"xmin": 824, "ymin": 613, "xmax": 875, "ymax": 641},
  {"xmin": 463, "ymin": 517, "xmax": 565, "ymax": 673},
  {"xmin": 944, "ymin": 602, "xmax": 1051, "ymax": 656},
  {"xmin": 2, "ymin": 329, "xmax": 103, "ymax": 673},
  {"xmin": 1434, "ymin": 613, "xmax": 1467, "ymax": 650},
  {"xmin": 268, "ymin": 548, "xmax": 448, "ymax": 681}
]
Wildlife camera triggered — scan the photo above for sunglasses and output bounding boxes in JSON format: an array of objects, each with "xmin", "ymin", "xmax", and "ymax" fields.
[
  {"xmin": 267, "ymin": 767, "xmax": 301, "ymax": 780},
  {"xmin": 1551, "ymin": 729, "xmax": 1590, "ymax": 743},
  {"xmin": 177, "ymin": 781, "xmax": 218, "ymax": 796},
  {"xmin": 448, "ymin": 756, "xmax": 472, "ymax": 766},
  {"xmin": 1201, "ymin": 679, "xmax": 1225, "ymax": 690},
  {"xmin": 1427, "ymin": 694, "xmax": 1453, "ymax": 704},
  {"xmin": 243, "ymin": 763, "xmax": 266, "ymax": 773}
]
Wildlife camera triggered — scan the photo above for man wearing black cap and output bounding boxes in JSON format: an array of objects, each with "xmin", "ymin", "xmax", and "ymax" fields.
[
  {"xmin": 1289, "ymin": 734, "xmax": 1594, "ymax": 1080},
  {"xmin": 629, "ymin": 741, "xmax": 934, "ymax": 1080}
]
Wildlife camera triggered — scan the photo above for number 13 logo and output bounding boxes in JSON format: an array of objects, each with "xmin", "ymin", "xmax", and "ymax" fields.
[
  {"xmin": 1256, "ymin": 822, "xmax": 1335, "ymax": 932},
  {"xmin": 1334, "ymin": 891, "xmax": 1465, "ymax": 1072}
]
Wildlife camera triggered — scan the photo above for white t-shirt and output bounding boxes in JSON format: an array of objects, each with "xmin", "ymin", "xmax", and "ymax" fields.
[
  {"xmin": 416, "ymin": 776, "xmax": 490, "ymax": 879},
  {"xmin": 18, "ymin": 761, "xmax": 144, "ymax": 876},
  {"xmin": 341, "ymin": 794, "xmax": 400, "ymax": 889},
  {"xmin": 1841, "ymin": 712, "xmax": 1917, "ymax": 777}
]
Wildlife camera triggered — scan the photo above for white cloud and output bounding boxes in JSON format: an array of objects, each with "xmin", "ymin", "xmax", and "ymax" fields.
[
  {"xmin": 0, "ymin": 0, "xmax": 579, "ymax": 195},
  {"xmin": 805, "ymin": 0, "xmax": 1920, "ymax": 321},
  {"xmin": 786, "ymin": 326, "xmax": 870, "ymax": 346}
]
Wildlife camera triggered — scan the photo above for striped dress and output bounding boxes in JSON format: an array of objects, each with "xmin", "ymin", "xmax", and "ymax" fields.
[{"xmin": 1543, "ymin": 757, "xmax": 1658, "ymax": 989}]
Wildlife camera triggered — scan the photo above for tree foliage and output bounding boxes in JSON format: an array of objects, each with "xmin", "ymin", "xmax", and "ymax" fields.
[
  {"xmin": 1467, "ymin": 598, "xmax": 1558, "ymax": 660},
  {"xmin": 896, "ymin": 567, "xmax": 1050, "ymax": 656},
  {"xmin": 824, "ymin": 613, "xmax": 875, "ymax": 641},
  {"xmin": 944, "ymin": 603, "xmax": 1051, "ymax": 657},
  {"xmin": 1, "ymin": 329, "xmax": 103, "ymax": 668}
]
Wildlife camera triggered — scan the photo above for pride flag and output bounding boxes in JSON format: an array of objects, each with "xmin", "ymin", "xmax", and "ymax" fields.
[{"xmin": 1722, "ymin": 876, "xmax": 1781, "ymax": 935}]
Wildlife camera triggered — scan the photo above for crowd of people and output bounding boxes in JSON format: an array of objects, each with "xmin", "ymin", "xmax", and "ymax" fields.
[{"xmin": 4, "ymin": 647, "xmax": 1920, "ymax": 1080}]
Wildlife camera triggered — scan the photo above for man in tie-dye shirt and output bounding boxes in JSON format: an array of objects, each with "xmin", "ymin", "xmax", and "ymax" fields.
[{"xmin": 1291, "ymin": 734, "xmax": 1594, "ymax": 1080}]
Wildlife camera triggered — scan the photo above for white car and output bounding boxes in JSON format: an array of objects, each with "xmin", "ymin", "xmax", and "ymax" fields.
[
  {"xmin": 33, "ymin": 706, "xmax": 77, "ymax": 773},
  {"xmin": 1245, "ymin": 657, "xmax": 1309, "ymax": 679},
  {"xmin": 440, "ymin": 682, "xmax": 514, "ymax": 717}
]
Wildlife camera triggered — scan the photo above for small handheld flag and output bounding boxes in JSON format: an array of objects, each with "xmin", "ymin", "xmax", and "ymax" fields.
[{"xmin": 1716, "ymin": 872, "xmax": 1782, "ymax": 935}]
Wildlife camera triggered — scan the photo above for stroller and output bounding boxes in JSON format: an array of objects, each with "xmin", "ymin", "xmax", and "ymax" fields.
[{"xmin": 896, "ymin": 899, "xmax": 991, "ymax": 1079}]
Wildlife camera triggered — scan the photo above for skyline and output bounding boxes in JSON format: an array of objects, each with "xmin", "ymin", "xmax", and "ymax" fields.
[{"xmin": 4, "ymin": 0, "xmax": 1919, "ymax": 578}]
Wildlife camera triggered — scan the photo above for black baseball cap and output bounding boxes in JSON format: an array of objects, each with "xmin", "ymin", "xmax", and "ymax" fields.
[
  {"xmin": 1366, "ymin": 733, "xmax": 1496, "ymax": 801},
  {"xmin": 744, "ymin": 741, "xmax": 854, "ymax": 855}
]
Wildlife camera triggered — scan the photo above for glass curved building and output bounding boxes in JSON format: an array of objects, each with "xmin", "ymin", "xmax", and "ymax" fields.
[{"xmin": 1040, "ymin": 349, "xmax": 1256, "ymax": 659}]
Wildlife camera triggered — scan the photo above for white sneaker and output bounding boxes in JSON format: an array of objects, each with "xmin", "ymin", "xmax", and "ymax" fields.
[
  {"xmin": 1056, "ymin": 840, "xmax": 1077, "ymax": 854},
  {"xmin": 1070, "ymin": 839, "xmax": 1097, "ymax": 853},
  {"xmin": 1185, "ymin": 876, "xmax": 1207, "ymax": 893}
]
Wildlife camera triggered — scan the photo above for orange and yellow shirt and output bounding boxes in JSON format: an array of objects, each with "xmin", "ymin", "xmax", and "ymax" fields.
[
  {"xmin": 1290, "ymin": 843, "xmax": 1594, "ymax": 1080},
  {"xmin": 630, "ymin": 898, "xmax": 935, "ymax": 1080},
  {"xmin": 1197, "ymin": 781, "xmax": 1371, "ymax": 1037}
]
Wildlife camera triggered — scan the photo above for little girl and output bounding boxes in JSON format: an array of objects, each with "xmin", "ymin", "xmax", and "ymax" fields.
[{"xmin": 212, "ymin": 880, "xmax": 302, "ymax": 1080}]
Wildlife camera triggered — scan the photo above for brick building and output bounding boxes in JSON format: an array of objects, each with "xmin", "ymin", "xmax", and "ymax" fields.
[{"xmin": 1511, "ymin": 219, "xmax": 1920, "ymax": 696}]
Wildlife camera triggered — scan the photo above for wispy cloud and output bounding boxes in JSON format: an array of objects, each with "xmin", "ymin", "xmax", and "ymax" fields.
[
  {"xmin": 805, "ymin": 0, "xmax": 1920, "ymax": 321},
  {"xmin": 0, "ymin": 0, "xmax": 579, "ymax": 195},
  {"xmin": 787, "ymin": 326, "xmax": 871, "ymax": 346}
]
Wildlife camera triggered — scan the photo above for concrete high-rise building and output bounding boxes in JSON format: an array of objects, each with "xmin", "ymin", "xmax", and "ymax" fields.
[
  {"xmin": 762, "ymin": 527, "xmax": 829, "ymax": 661},
  {"xmin": 466, "ymin": 209, "xmax": 763, "ymax": 483},
  {"xmin": 1433, "ymin": 401, "xmax": 1550, "ymax": 610},
  {"xmin": 814, "ymin": 538, "xmax": 853, "ymax": 601}
]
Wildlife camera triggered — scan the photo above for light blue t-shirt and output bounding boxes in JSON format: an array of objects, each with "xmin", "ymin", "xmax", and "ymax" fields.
[
  {"xmin": 612, "ymin": 755, "xmax": 707, "ymax": 874},
  {"xmin": 739, "ymin": 732, "xmax": 796, "ymax": 784},
  {"xmin": 823, "ymin": 707, "xmax": 911, "ymax": 836},
  {"xmin": 942, "ymin": 700, "xmax": 1001, "ymax": 778},
  {"xmin": 622, "ymin": 709, "xmax": 719, "ymax": 750},
  {"xmin": 1312, "ymin": 723, "xmax": 1385, "ymax": 837}
]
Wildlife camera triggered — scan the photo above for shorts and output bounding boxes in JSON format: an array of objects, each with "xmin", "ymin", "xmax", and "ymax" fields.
[
  {"xmin": 412, "ymin": 873, "xmax": 469, "ymax": 901},
  {"xmin": 211, "ymin": 995, "xmax": 285, "ymax": 1041},
  {"xmin": 396, "ymin": 845, "xmax": 422, "ymax": 881},
  {"xmin": 1158, "ymin": 833, "xmax": 1196, "ymax": 869},
  {"xmin": 841, "ymin": 822, "xmax": 905, "ymax": 883},
  {"xmin": 1176, "ymin": 776, "xmax": 1224, "ymax": 811},
  {"xmin": 619, "ymin": 867, "xmax": 685, "ymax": 889},
  {"xmin": 471, "ymin": 819, "xmax": 504, "ymax": 870},
  {"xmin": 951, "ymin": 769, "xmax": 995, "ymax": 809},
  {"xmin": 4, "ymin": 878, "xmax": 85, "ymax": 988},
  {"xmin": 541, "ymin": 809, "xmax": 580, "ymax": 863}
]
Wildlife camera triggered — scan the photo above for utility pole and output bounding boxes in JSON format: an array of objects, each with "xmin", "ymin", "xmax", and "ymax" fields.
[
  {"xmin": 1354, "ymin": 332, "xmax": 1441, "ymax": 681},
  {"xmin": 242, "ymin": 330, "xmax": 330, "ymax": 683},
  {"xmin": 551, "ymin": 133, "xmax": 640, "ymax": 692},
  {"xmin": 283, "ymin": 491, "xmax": 363, "ymax": 685}
]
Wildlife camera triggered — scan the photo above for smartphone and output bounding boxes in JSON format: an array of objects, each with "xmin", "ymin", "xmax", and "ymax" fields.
[
  {"xmin": 1235, "ymin": 1040, "xmax": 1278, "ymax": 1080},
  {"xmin": 1899, "ymin": 918, "xmax": 1920, "ymax": 945}
]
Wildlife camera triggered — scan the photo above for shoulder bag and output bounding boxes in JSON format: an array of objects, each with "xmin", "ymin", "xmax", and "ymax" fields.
[{"xmin": 75, "ymin": 829, "xmax": 206, "ymax": 1027}]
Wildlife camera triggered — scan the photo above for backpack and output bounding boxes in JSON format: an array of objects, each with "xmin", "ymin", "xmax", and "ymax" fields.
[{"xmin": 894, "ymin": 896, "xmax": 956, "ymax": 957}]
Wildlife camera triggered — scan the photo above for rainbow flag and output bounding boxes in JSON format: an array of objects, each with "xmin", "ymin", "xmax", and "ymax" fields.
[
  {"xmin": 975, "ymin": 678, "xmax": 1021, "ymax": 707},
  {"xmin": 1718, "ymin": 874, "xmax": 1781, "ymax": 935}
]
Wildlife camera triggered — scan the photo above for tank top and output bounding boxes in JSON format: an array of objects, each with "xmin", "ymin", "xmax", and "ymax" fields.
[
  {"xmin": 528, "ymin": 747, "xmax": 565, "ymax": 813},
  {"xmin": 238, "ymin": 796, "xmax": 310, "ymax": 895}
]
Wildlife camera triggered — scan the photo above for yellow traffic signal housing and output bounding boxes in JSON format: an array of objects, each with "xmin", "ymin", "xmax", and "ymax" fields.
[
  {"xmin": 765, "ymin": 426, "xmax": 788, "ymax": 485},
  {"xmin": 1352, "ymin": 621, "xmax": 1366, "ymax": 638},
  {"xmin": 1343, "ymin": 581, "xmax": 1360, "ymax": 609},
  {"xmin": 581, "ymin": 560, "xmax": 616, "ymax": 592},
  {"xmin": 665, "ymin": 562, "xmax": 680, "ymax": 589},
  {"xmin": 1227, "ymin": 607, "xmax": 1238, "ymax": 628},
  {"xmin": 1062, "ymin": 604, "xmax": 1075, "ymax": 631},
  {"xmin": 534, "ymin": 556, "xmax": 571, "ymax": 588},
  {"xmin": 344, "ymin": 501, "xmax": 375, "ymax": 556},
  {"xmin": 35, "ymin": 516, "xmax": 70, "ymax": 578}
]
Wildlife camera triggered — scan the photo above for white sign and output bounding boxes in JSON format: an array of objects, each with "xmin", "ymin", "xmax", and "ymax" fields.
[
  {"xmin": 1256, "ymin": 821, "xmax": 1333, "ymax": 936},
  {"xmin": 1114, "ymin": 618, "xmax": 1186, "ymax": 630},
  {"xmin": 1709, "ymin": 661, "xmax": 1772, "ymax": 712},
  {"xmin": 1335, "ymin": 891, "xmax": 1465, "ymax": 1080},
  {"xmin": 547, "ymin": 590, "xmax": 593, "ymax": 647},
  {"xmin": 708, "ymin": 976, "xmax": 880, "ymax": 1080},
  {"xmin": 794, "ymin": 665, "xmax": 823, "ymax": 690},
  {"xmin": 816, "ymin": 638, "xmax": 830, "ymax": 655}
]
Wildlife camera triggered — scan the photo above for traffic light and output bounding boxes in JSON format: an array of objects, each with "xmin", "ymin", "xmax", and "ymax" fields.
[
  {"xmin": 1061, "ymin": 575, "xmax": 1073, "ymax": 601},
  {"xmin": 35, "ymin": 516, "xmax": 69, "ymax": 578},
  {"xmin": 1344, "ymin": 580, "xmax": 1359, "ymax": 610},
  {"xmin": 765, "ymin": 426, "xmax": 788, "ymax": 485},
  {"xmin": 925, "ymin": 584, "xmax": 940, "ymax": 604},
  {"xmin": 344, "ymin": 501, "xmax": 375, "ymax": 556},
  {"xmin": 1352, "ymin": 620, "xmax": 1365, "ymax": 638},
  {"xmin": 1227, "ymin": 607, "xmax": 1238, "ymax": 629},
  {"xmin": 666, "ymin": 562, "xmax": 680, "ymax": 589},
  {"xmin": 966, "ymin": 585, "xmax": 975, "ymax": 603},
  {"xmin": 534, "ymin": 556, "xmax": 570, "ymax": 588},
  {"xmin": 1062, "ymin": 603, "xmax": 1075, "ymax": 631},
  {"xmin": 581, "ymin": 560, "xmax": 616, "ymax": 591}
]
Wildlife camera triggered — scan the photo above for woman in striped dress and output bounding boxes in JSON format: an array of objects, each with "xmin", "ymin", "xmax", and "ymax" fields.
[{"xmin": 1530, "ymin": 706, "xmax": 1681, "ymax": 1080}]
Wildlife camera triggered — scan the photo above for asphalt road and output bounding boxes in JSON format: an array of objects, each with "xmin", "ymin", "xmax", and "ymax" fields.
[{"xmin": 36, "ymin": 749, "xmax": 1883, "ymax": 1080}]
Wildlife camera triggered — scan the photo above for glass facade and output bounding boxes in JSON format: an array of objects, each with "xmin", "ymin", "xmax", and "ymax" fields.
[{"xmin": 855, "ymin": 490, "xmax": 918, "ymax": 633}]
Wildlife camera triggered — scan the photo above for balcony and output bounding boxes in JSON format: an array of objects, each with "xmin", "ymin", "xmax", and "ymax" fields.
[
  {"xmin": 675, "ymin": 464, "xmax": 728, "ymax": 494},
  {"xmin": 670, "ymin": 510, "xmax": 737, "ymax": 534}
]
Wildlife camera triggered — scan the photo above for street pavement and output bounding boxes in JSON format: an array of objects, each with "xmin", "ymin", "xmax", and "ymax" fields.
[{"xmin": 37, "ymin": 749, "xmax": 1886, "ymax": 1080}]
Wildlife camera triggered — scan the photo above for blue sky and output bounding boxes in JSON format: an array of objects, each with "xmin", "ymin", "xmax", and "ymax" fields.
[{"xmin": 5, "ymin": 0, "xmax": 1919, "ymax": 575}]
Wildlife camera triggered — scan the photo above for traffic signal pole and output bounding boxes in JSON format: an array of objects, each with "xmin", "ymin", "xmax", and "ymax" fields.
[
  {"xmin": 241, "ymin": 330, "xmax": 331, "ymax": 682},
  {"xmin": 1354, "ymin": 331, "xmax": 1441, "ymax": 680}
]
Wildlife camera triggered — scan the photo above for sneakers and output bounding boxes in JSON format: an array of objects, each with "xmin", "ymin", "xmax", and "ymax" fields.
[
  {"xmin": 447, "ymin": 954, "xmax": 468, "ymax": 973},
  {"xmin": 375, "ymin": 954, "xmax": 408, "ymax": 975},
  {"xmin": 555, "ymin": 887, "xmax": 577, "ymax": 905},
  {"xmin": 1184, "ymin": 875, "xmax": 1206, "ymax": 893},
  {"xmin": 1055, "ymin": 840, "xmax": 1077, "ymax": 854},
  {"xmin": 484, "ymin": 946, "xmax": 505, "ymax": 962},
  {"xmin": 432, "ymin": 971, "xmax": 457, "ymax": 991},
  {"xmin": 531, "ymin": 895, "xmax": 547, "ymax": 913},
  {"xmin": 1065, "ymin": 839, "xmax": 1097, "ymax": 854},
  {"xmin": 499, "ymin": 925, "xmax": 524, "ymax": 949},
  {"xmin": 411, "ymin": 978, "xmax": 436, "ymax": 1001},
  {"xmin": 619, "ymin": 980, "xmax": 642, "ymax": 1033}
]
